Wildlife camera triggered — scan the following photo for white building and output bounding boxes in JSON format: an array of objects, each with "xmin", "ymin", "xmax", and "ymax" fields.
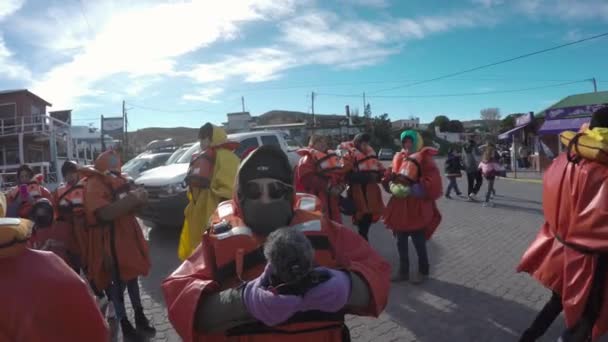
[
  {"xmin": 70, "ymin": 125, "xmax": 115, "ymax": 162},
  {"xmin": 392, "ymin": 117, "xmax": 420, "ymax": 129},
  {"xmin": 224, "ymin": 112, "xmax": 253, "ymax": 133},
  {"xmin": 434, "ymin": 126, "xmax": 464, "ymax": 143}
]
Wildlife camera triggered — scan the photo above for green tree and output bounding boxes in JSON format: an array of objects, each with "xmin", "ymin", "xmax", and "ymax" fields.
[
  {"xmin": 369, "ymin": 113, "xmax": 393, "ymax": 150},
  {"xmin": 500, "ymin": 114, "xmax": 517, "ymax": 132},
  {"xmin": 433, "ymin": 115, "xmax": 450, "ymax": 131},
  {"xmin": 445, "ymin": 120, "xmax": 464, "ymax": 133},
  {"xmin": 364, "ymin": 103, "xmax": 372, "ymax": 118}
]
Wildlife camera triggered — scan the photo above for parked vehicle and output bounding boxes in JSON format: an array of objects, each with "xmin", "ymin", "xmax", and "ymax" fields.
[
  {"xmin": 378, "ymin": 148, "xmax": 395, "ymax": 161},
  {"xmin": 122, "ymin": 152, "xmax": 172, "ymax": 180},
  {"xmin": 135, "ymin": 131, "xmax": 300, "ymax": 228},
  {"xmin": 164, "ymin": 143, "xmax": 195, "ymax": 166}
]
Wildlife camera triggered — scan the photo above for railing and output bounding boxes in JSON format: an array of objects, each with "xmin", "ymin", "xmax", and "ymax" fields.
[
  {"xmin": 0, "ymin": 114, "xmax": 70, "ymax": 137},
  {"xmin": 0, "ymin": 162, "xmax": 53, "ymax": 191}
]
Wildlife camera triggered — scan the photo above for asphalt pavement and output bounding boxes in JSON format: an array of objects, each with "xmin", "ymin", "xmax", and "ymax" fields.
[{"xmin": 113, "ymin": 161, "xmax": 606, "ymax": 342}]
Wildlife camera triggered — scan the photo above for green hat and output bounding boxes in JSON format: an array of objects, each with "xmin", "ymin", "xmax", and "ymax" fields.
[{"xmin": 400, "ymin": 130, "xmax": 422, "ymax": 152}]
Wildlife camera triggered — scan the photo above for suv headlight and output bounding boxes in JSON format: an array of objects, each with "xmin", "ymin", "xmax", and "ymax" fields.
[{"xmin": 160, "ymin": 182, "xmax": 187, "ymax": 197}]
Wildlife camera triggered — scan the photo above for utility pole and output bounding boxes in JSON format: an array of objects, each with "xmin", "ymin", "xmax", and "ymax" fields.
[
  {"xmin": 123, "ymin": 100, "xmax": 128, "ymax": 160},
  {"xmin": 101, "ymin": 115, "xmax": 106, "ymax": 152},
  {"xmin": 241, "ymin": 96, "xmax": 245, "ymax": 112},
  {"xmin": 363, "ymin": 92, "xmax": 366, "ymax": 112},
  {"xmin": 311, "ymin": 91, "xmax": 316, "ymax": 134},
  {"xmin": 591, "ymin": 78, "xmax": 598, "ymax": 92}
]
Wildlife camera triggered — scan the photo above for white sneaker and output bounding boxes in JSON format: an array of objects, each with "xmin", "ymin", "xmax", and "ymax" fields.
[
  {"xmin": 468, "ymin": 193, "xmax": 477, "ymax": 201},
  {"xmin": 97, "ymin": 297, "xmax": 109, "ymax": 316},
  {"xmin": 106, "ymin": 302, "xmax": 115, "ymax": 320},
  {"xmin": 483, "ymin": 201, "xmax": 495, "ymax": 208}
]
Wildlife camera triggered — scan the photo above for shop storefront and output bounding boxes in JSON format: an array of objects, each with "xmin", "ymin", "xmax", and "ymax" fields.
[
  {"xmin": 498, "ymin": 112, "xmax": 537, "ymax": 171},
  {"xmin": 535, "ymin": 91, "xmax": 608, "ymax": 171}
]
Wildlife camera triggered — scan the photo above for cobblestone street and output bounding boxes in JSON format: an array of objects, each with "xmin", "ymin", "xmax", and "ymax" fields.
[{"xmin": 116, "ymin": 174, "xmax": 606, "ymax": 342}]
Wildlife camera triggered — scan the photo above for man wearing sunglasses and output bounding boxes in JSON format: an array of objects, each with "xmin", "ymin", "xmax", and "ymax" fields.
[{"xmin": 162, "ymin": 145, "xmax": 391, "ymax": 342}]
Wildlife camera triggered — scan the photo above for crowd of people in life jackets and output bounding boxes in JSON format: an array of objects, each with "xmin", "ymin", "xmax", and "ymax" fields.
[{"xmin": 1, "ymin": 106, "xmax": 608, "ymax": 342}]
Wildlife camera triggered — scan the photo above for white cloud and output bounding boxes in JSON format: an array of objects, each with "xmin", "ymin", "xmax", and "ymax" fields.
[
  {"xmin": 181, "ymin": 48, "xmax": 295, "ymax": 83},
  {"xmin": 471, "ymin": 0, "xmax": 504, "ymax": 8},
  {"xmin": 563, "ymin": 29, "xmax": 584, "ymax": 41},
  {"xmin": 30, "ymin": 0, "xmax": 298, "ymax": 108},
  {"xmin": 0, "ymin": 35, "xmax": 31, "ymax": 81},
  {"xmin": 182, "ymin": 87, "xmax": 225, "ymax": 102},
  {"xmin": 280, "ymin": 10, "xmax": 491, "ymax": 67},
  {"xmin": 339, "ymin": 0, "xmax": 390, "ymax": 8},
  {"xmin": 0, "ymin": 0, "xmax": 24, "ymax": 21},
  {"xmin": 514, "ymin": 0, "xmax": 608, "ymax": 21}
]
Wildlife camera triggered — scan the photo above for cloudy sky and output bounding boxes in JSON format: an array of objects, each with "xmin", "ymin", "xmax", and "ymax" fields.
[{"xmin": 0, "ymin": 0, "xmax": 607, "ymax": 129}]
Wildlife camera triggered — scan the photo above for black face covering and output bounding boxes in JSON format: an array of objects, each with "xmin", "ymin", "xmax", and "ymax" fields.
[
  {"xmin": 241, "ymin": 199, "xmax": 293, "ymax": 236},
  {"xmin": 32, "ymin": 207, "xmax": 54, "ymax": 228}
]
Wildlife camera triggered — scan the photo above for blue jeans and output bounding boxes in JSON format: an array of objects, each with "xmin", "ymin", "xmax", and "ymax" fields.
[
  {"xmin": 108, "ymin": 277, "xmax": 143, "ymax": 321},
  {"xmin": 445, "ymin": 177, "xmax": 461, "ymax": 196},
  {"xmin": 396, "ymin": 230, "xmax": 429, "ymax": 275}
]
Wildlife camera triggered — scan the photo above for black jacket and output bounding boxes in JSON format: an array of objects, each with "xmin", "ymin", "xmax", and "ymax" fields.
[{"xmin": 445, "ymin": 155, "xmax": 463, "ymax": 175}]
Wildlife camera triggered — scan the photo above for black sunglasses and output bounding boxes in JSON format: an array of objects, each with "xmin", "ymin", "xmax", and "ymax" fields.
[{"xmin": 243, "ymin": 181, "xmax": 293, "ymax": 200}]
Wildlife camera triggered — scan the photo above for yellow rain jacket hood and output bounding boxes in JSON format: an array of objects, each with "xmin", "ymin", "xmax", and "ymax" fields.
[
  {"xmin": 0, "ymin": 192, "xmax": 33, "ymax": 258},
  {"xmin": 178, "ymin": 125, "xmax": 240, "ymax": 260}
]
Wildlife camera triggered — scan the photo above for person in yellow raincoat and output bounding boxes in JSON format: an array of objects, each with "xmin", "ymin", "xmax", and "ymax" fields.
[{"xmin": 178, "ymin": 123, "xmax": 240, "ymax": 260}]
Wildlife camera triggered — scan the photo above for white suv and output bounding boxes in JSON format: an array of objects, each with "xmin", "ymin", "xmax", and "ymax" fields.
[{"xmin": 135, "ymin": 131, "xmax": 300, "ymax": 228}]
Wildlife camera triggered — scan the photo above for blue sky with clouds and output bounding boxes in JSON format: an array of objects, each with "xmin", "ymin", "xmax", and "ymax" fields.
[{"xmin": 0, "ymin": 0, "xmax": 607, "ymax": 130}]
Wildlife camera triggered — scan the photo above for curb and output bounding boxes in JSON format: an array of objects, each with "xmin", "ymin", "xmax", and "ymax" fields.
[{"xmin": 498, "ymin": 177, "xmax": 542, "ymax": 184}]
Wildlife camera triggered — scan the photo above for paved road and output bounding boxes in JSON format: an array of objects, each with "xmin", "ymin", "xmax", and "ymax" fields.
[{"xmin": 115, "ymin": 174, "xmax": 605, "ymax": 342}]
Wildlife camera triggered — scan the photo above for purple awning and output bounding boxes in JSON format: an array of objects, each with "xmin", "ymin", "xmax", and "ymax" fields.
[
  {"xmin": 498, "ymin": 124, "xmax": 526, "ymax": 140},
  {"xmin": 537, "ymin": 117, "xmax": 591, "ymax": 135}
]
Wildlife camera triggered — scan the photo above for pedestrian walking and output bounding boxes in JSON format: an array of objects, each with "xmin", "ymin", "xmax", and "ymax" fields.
[
  {"xmin": 161, "ymin": 145, "xmax": 390, "ymax": 342},
  {"xmin": 444, "ymin": 147, "xmax": 464, "ymax": 199},
  {"xmin": 338, "ymin": 133, "xmax": 385, "ymax": 241},
  {"xmin": 462, "ymin": 140, "xmax": 483, "ymax": 201},
  {"xmin": 479, "ymin": 143, "xmax": 501, "ymax": 207},
  {"xmin": 382, "ymin": 130, "xmax": 442, "ymax": 284},
  {"xmin": 517, "ymin": 107, "xmax": 608, "ymax": 342},
  {"xmin": 178, "ymin": 123, "xmax": 240, "ymax": 261}
]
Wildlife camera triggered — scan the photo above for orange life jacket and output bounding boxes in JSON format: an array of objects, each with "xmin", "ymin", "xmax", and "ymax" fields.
[
  {"xmin": 9, "ymin": 182, "xmax": 45, "ymax": 202},
  {"xmin": 9, "ymin": 182, "xmax": 50, "ymax": 218},
  {"xmin": 338, "ymin": 142, "xmax": 381, "ymax": 173},
  {"xmin": 186, "ymin": 142, "xmax": 240, "ymax": 189},
  {"xmin": 55, "ymin": 179, "xmax": 89, "ymax": 261},
  {"xmin": 56, "ymin": 180, "xmax": 87, "ymax": 216},
  {"xmin": 392, "ymin": 151, "xmax": 421, "ymax": 184},
  {"xmin": 297, "ymin": 148, "xmax": 344, "ymax": 175},
  {"xmin": 391, "ymin": 147, "xmax": 439, "ymax": 184},
  {"xmin": 79, "ymin": 168, "xmax": 150, "ymax": 290},
  {"xmin": 205, "ymin": 201, "xmax": 344, "ymax": 337}
]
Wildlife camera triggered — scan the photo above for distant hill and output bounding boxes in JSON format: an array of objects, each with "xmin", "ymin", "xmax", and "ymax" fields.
[{"xmin": 128, "ymin": 127, "xmax": 199, "ymax": 152}]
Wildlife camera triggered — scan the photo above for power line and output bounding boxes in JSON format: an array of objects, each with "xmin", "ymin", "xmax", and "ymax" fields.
[
  {"xmin": 224, "ymin": 77, "xmax": 590, "ymax": 93},
  {"xmin": 127, "ymin": 99, "xmax": 242, "ymax": 114},
  {"xmin": 318, "ymin": 79, "xmax": 589, "ymax": 99},
  {"xmin": 369, "ymin": 31, "xmax": 608, "ymax": 94}
]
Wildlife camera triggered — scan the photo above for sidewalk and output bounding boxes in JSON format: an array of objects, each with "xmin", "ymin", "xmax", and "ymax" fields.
[{"xmin": 503, "ymin": 168, "xmax": 543, "ymax": 184}]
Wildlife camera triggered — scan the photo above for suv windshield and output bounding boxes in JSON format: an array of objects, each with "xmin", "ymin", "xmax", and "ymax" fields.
[
  {"xmin": 165, "ymin": 147, "xmax": 189, "ymax": 165},
  {"xmin": 177, "ymin": 143, "xmax": 201, "ymax": 164},
  {"xmin": 122, "ymin": 158, "xmax": 148, "ymax": 172}
]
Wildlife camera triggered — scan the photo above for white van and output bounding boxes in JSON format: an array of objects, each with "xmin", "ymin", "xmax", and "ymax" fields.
[{"xmin": 135, "ymin": 131, "xmax": 300, "ymax": 228}]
